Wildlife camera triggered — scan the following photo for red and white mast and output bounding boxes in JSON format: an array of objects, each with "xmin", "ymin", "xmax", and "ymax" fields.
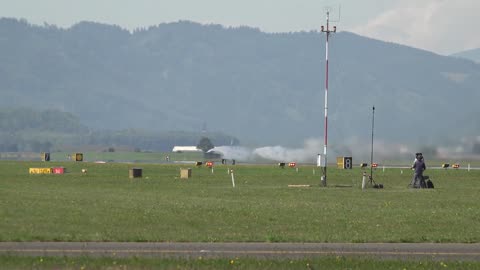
[{"xmin": 320, "ymin": 11, "xmax": 336, "ymax": 186}]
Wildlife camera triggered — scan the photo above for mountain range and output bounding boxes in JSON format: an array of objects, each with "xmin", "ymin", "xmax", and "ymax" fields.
[
  {"xmin": 451, "ymin": 48, "xmax": 480, "ymax": 63},
  {"xmin": 1, "ymin": 18, "xmax": 480, "ymax": 156}
]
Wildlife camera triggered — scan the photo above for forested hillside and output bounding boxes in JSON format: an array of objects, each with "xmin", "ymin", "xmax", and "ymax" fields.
[
  {"xmin": 0, "ymin": 108, "xmax": 238, "ymax": 152},
  {"xmin": 1, "ymin": 18, "xmax": 480, "ymax": 151},
  {"xmin": 0, "ymin": 108, "xmax": 86, "ymax": 151},
  {"xmin": 451, "ymin": 48, "xmax": 480, "ymax": 63}
]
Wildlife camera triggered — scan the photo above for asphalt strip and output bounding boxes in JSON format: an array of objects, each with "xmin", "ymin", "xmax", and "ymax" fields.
[{"xmin": 1, "ymin": 242, "xmax": 480, "ymax": 261}]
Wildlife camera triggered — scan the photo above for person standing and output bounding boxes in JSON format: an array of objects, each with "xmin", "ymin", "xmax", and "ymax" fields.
[
  {"xmin": 409, "ymin": 153, "xmax": 420, "ymax": 187},
  {"xmin": 411, "ymin": 153, "xmax": 426, "ymax": 188}
]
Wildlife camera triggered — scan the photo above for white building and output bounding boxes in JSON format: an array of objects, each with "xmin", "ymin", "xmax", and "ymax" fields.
[{"xmin": 172, "ymin": 146, "xmax": 202, "ymax": 153}]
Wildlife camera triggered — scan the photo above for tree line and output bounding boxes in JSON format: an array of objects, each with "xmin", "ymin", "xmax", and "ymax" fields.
[{"xmin": 0, "ymin": 108, "xmax": 239, "ymax": 152}]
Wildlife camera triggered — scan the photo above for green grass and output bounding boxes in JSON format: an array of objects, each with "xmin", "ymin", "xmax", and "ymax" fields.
[
  {"xmin": 1, "ymin": 160, "xmax": 479, "ymax": 243},
  {"xmin": 49, "ymin": 151, "xmax": 204, "ymax": 163},
  {"xmin": 2, "ymin": 255, "xmax": 480, "ymax": 270},
  {"xmin": 0, "ymin": 151, "xmax": 207, "ymax": 163}
]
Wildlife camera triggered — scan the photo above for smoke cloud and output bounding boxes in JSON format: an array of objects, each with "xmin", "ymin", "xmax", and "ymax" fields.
[
  {"xmin": 209, "ymin": 137, "xmax": 425, "ymax": 164},
  {"xmin": 210, "ymin": 138, "xmax": 324, "ymax": 163},
  {"xmin": 252, "ymin": 138, "xmax": 322, "ymax": 163}
]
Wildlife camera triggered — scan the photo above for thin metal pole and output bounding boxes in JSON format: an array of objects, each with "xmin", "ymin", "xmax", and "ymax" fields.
[
  {"xmin": 370, "ymin": 106, "xmax": 375, "ymax": 183},
  {"xmin": 323, "ymin": 12, "xmax": 330, "ymax": 187},
  {"xmin": 320, "ymin": 11, "xmax": 336, "ymax": 187}
]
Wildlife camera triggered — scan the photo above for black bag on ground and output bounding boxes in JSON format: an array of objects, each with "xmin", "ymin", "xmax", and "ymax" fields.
[{"xmin": 426, "ymin": 179, "xmax": 434, "ymax": 189}]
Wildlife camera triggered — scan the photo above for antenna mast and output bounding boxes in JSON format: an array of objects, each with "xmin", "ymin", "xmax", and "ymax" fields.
[
  {"xmin": 320, "ymin": 10, "xmax": 336, "ymax": 187},
  {"xmin": 370, "ymin": 106, "xmax": 375, "ymax": 184}
]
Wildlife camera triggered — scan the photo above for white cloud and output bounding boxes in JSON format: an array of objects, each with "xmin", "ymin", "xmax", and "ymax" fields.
[{"xmin": 348, "ymin": 0, "xmax": 480, "ymax": 55}]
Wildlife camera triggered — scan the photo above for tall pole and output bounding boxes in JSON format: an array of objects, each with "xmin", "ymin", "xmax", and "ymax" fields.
[
  {"xmin": 370, "ymin": 106, "xmax": 375, "ymax": 183},
  {"xmin": 320, "ymin": 11, "xmax": 336, "ymax": 187}
]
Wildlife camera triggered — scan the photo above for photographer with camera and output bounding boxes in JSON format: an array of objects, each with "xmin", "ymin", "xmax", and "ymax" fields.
[{"xmin": 410, "ymin": 153, "xmax": 426, "ymax": 188}]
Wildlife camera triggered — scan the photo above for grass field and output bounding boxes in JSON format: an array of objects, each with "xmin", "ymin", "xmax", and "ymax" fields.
[
  {"xmin": 48, "ymin": 151, "xmax": 205, "ymax": 163},
  {"xmin": 3, "ymin": 255, "xmax": 480, "ymax": 270},
  {"xmin": 1, "ymin": 160, "xmax": 479, "ymax": 243},
  {"xmin": 2, "ymin": 160, "xmax": 480, "ymax": 268}
]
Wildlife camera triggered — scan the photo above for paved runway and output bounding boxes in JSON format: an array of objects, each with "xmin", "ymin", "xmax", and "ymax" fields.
[{"xmin": 1, "ymin": 242, "xmax": 480, "ymax": 261}]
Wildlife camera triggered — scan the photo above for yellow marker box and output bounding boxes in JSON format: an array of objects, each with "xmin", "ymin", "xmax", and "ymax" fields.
[{"xmin": 29, "ymin": 168, "xmax": 53, "ymax": 174}]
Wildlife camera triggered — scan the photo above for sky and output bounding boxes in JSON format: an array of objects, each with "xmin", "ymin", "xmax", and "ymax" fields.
[{"xmin": 1, "ymin": 0, "xmax": 479, "ymax": 55}]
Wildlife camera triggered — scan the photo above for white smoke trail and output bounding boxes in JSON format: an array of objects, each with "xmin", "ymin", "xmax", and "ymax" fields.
[
  {"xmin": 210, "ymin": 137, "xmax": 418, "ymax": 163},
  {"xmin": 209, "ymin": 138, "xmax": 324, "ymax": 163},
  {"xmin": 208, "ymin": 146, "xmax": 254, "ymax": 161},
  {"xmin": 253, "ymin": 138, "xmax": 323, "ymax": 163}
]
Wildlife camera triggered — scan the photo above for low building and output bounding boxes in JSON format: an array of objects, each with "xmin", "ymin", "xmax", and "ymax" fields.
[{"xmin": 172, "ymin": 146, "xmax": 202, "ymax": 153}]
